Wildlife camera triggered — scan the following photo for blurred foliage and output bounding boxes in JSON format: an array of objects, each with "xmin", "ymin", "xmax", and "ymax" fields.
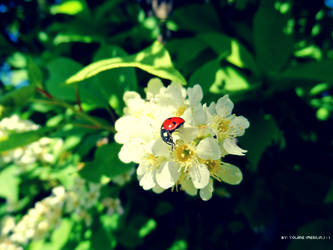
[{"xmin": 0, "ymin": 0, "xmax": 333, "ymax": 249}]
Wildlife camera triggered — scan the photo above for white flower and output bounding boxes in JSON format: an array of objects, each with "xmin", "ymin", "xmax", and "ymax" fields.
[
  {"xmin": 1, "ymin": 216, "xmax": 16, "ymax": 236},
  {"xmin": 112, "ymin": 168, "xmax": 135, "ymax": 186},
  {"xmin": 115, "ymin": 79, "xmax": 249, "ymax": 201},
  {"xmin": 9, "ymin": 186, "xmax": 65, "ymax": 245},
  {"xmin": 0, "ymin": 115, "xmax": 63, "ymax": 167},
  {"xmin": 208, "ymin": 95, "xmax": 250, "ymax": 156},
  {"xmin": 102, "ymin": 197, "xmax": 124, "ymax": 216}
]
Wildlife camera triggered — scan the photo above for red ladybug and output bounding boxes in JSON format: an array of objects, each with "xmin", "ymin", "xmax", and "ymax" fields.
[{"xmin": 160, "ymin": 117, "xmax": 185, "ymax": 147}]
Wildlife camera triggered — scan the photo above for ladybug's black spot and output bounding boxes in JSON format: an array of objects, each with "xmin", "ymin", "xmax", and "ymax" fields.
[
  {"xmin": 213, "ymin": 135, "xmax": 217, "ymax": 139},
  {"xmin": 172, "ymin": 121, "xmax": 176, "ymax": 125}
]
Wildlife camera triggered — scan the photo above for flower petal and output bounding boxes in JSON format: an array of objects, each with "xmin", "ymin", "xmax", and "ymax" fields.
[
  {"xmin": 139, "ymin": 171, "xmax": 156, "ymax": 190},
  {"xmin": 180, "ymin": 177, "xmax": 197, "ymax": 196},
  {"xmin": 155, "ymin": 161, "xmax": 179, "ymax": 189},
  {"xmin": 216, "ymin": 95, "xmax": 234, "ymax": 117},
  {"xmin": 222, "ymin": 138, "xmax": 247, "ymax": 156},
  {"xmin": 230, "ymin": 116, "xmax": 250, "ymax": 136},
  {"xmin": 196, "ymin": 137, "xmax": 221, "ymax": 160},
  {"xmin": 152, "ymin": 138, "xmax": 170, "ymax": 157},
  {"xmin": 217, "ymin": 163, "xmax": 243, "ymax": 185},
  {"xmin": 145, "ymin": 78, "xmax": 164, "ymax": 96},
  {"xmin": 189, "ymin": 163, "xmax": 210, "ymax": 189},
  {"xmin": 118, "ymin": 142, "xmax": 144, "ymax": 163},
  {"xmin": 187, "ymin": 85, "xmax": 203, "ymax": 105},
  {"xmin": 176, "ymin": 127, "xmax": 198, "ymax": 143},
  {"xmin": 207, "ymin": 102, "xmax": 216, "ymax": 115},
  {"xmin": 199, "ymin": 181, "xmax": 214, "ymax": 201},
  {"xmin": 192, "ymin": 104, "xmax": 207, "ymax": 125},
  {"xmin": 164, "ymin": 82, "xmax": 185, "ymax": 106},
  {"xmin": 152, "ymin": 184, "xmax": 165, "ymax": 194}
]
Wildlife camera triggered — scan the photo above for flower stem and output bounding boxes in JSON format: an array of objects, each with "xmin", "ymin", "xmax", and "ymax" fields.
[{"xmin": 32, "ymin": 98, "xmax": 115, "ymax": 133}]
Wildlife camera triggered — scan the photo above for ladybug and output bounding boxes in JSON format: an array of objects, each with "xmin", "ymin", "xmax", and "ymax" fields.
[{"xmin": 160, "ymin": 117, "xmax": 185, "ymax": 147}]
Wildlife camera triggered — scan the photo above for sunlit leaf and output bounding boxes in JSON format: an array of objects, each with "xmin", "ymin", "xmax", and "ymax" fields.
[
  {"xmin": 7, "ymin": 52, "xmax": 26, "ymax": 68},
  {"xmin": 0, "ymin": 166, "xmax": 20, "ymax": 201},
  {"xmin": 66, "ymin": 41, "xmax": 186, "ymax": 85},
  {"xmin": 189, "ymin": 59, "xmax": 250, "ymax": 97},
  {"xmin": 29, "ymin": 219, "xmax": 73, "ymax": 250},
  {"xmin": 138, "ymin": 219, "xmax": 156, "ymax": 238},
  {"xmin": 209, "ymin": 66, "xmax": 250, "ymax": 93},
  {"xmin": 50, "ymin": 0, "xmax": 84, "ymax": 15},
  {"xmin": 168, "ymin": 240, "xmax": 188, "ymax": 250},
  {"xmin": 53, "ymin": 34, "xmax": 95, "ymax": 45},
  {"xmin": 294, "ymin": 45, "xmax": 322, "ymax": 60},
  {"xmin": 226, "ymin": 40, "xmax": 258, "ymax": 73}
]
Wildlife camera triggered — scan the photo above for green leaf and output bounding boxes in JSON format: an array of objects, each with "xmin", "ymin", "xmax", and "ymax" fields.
[
  {"xmin": 65, "ymin": 41, "xmax": 186, "ymax": 85},
  {"xmin": 0, "ymin": 126, "xmax": 56, "ymax": 152},
  {"xmin": 172, "ymin": 4, "xmax": 220, "ymax": 32},
  {"xmin": 209, "ymin": 66, "xmax": 250, "ymax": 93},
  {"xmin": 168, "ymin": 240, "xmax": 188, "ymax": 250},
  {"xmin": 45, "ymin": 57, "xmax": 107, "ymax": 107},
  {"xmin": 50, "ymin": 0, "xmax": 84, "ymax": 15},
  {"xmin": 226, "ymin": 40, "xmax": 258, "ymax": 73},
  {"xmin": 236, "ymin": 178, "xmax": 274, "ymax": 228},
  {"xmin": 198, "ymin": 32, "xmax": 257, "ymax": 73},
  {"xmin": 45, "ymin": 58, "xmax": 78, "ymax": 101},
  {"xmin": 80, "ymin": 143, "xmax": 133, "ymax": 183},
  {"xmin": 29, "ymin": 219, "xmax": 73, "ymax": 250},
  {"xmin": 287, "ymin": 219, "xmax": 333, "ymax": 250},
  {"xmin": 279, "ymin": 59, "xmax": 333, "ymax": 82},
  {"xmin": 324, "ymin": 181, "xmax": 333, "ymax": 203},
  {"xmin": 198, "ymin": 32, "xmax": 232, "ymax": 58},
  {"xmin": 189, "ymin": 59, "xmax": 220, "ymax": 92},
  {"xmin": 239, "ymin": 112, "xmax": 282, "ymax": 171},
  {"xmin": 0, "ymin": 166, "xmax": 20, "ymax": 201},
  {"xmin": 166, "ymin": 38, "xmax": 207, "ymax": 69},
  {"xmin": 92, "ymin": 44, "xmax": 137, "ymax": 115},
  {"xmin": 27, "ymin": 58, "xmax": 43, "ymax": 86},
  {"xmin": 91, "ymin": 217, "xmax": 115, "ymax": 250},
  {"xmin": 189, "ymin": 60, "xmax": 250, "ymax": 96},
  {"xmin": 138, "ymin": 218, "xmax": 156, "ymax": 238},
  {"xmin": 253, "ymin": 4, "xmax": 293, "ymax": 72},
  {"xmin": 0, "ymin": 85, "xmax": 35, "ymax": 118}
]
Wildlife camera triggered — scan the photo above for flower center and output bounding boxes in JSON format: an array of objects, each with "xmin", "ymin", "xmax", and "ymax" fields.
[
  {"xmin": 174, "ymin": 143, "xmax": 195, "ymax": 165},
  {"xmin": 213, "ymin": 116, "xmax": 231, "ymax": 140}
]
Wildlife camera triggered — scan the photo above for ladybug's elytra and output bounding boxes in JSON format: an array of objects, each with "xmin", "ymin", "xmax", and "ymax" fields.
[{"xmin": 160, "ymin": 117, "xmax": 185, "ymax": 147}]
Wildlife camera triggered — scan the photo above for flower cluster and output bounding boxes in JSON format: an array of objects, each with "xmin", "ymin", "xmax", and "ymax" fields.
[
  {"xmin": 6, "ymin": 186, "xmax": 66, "ymax": 245},
  {"xmin": 0, "ymin": 115, "xmax": 63, "ymax": 167},
  {"xmin": 0, "ymin": 177, "xmax": 124, "ymax": 247},
  {"xmin": 115, "ymin": 79, "xmax": 249, "ymax": 200}
]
